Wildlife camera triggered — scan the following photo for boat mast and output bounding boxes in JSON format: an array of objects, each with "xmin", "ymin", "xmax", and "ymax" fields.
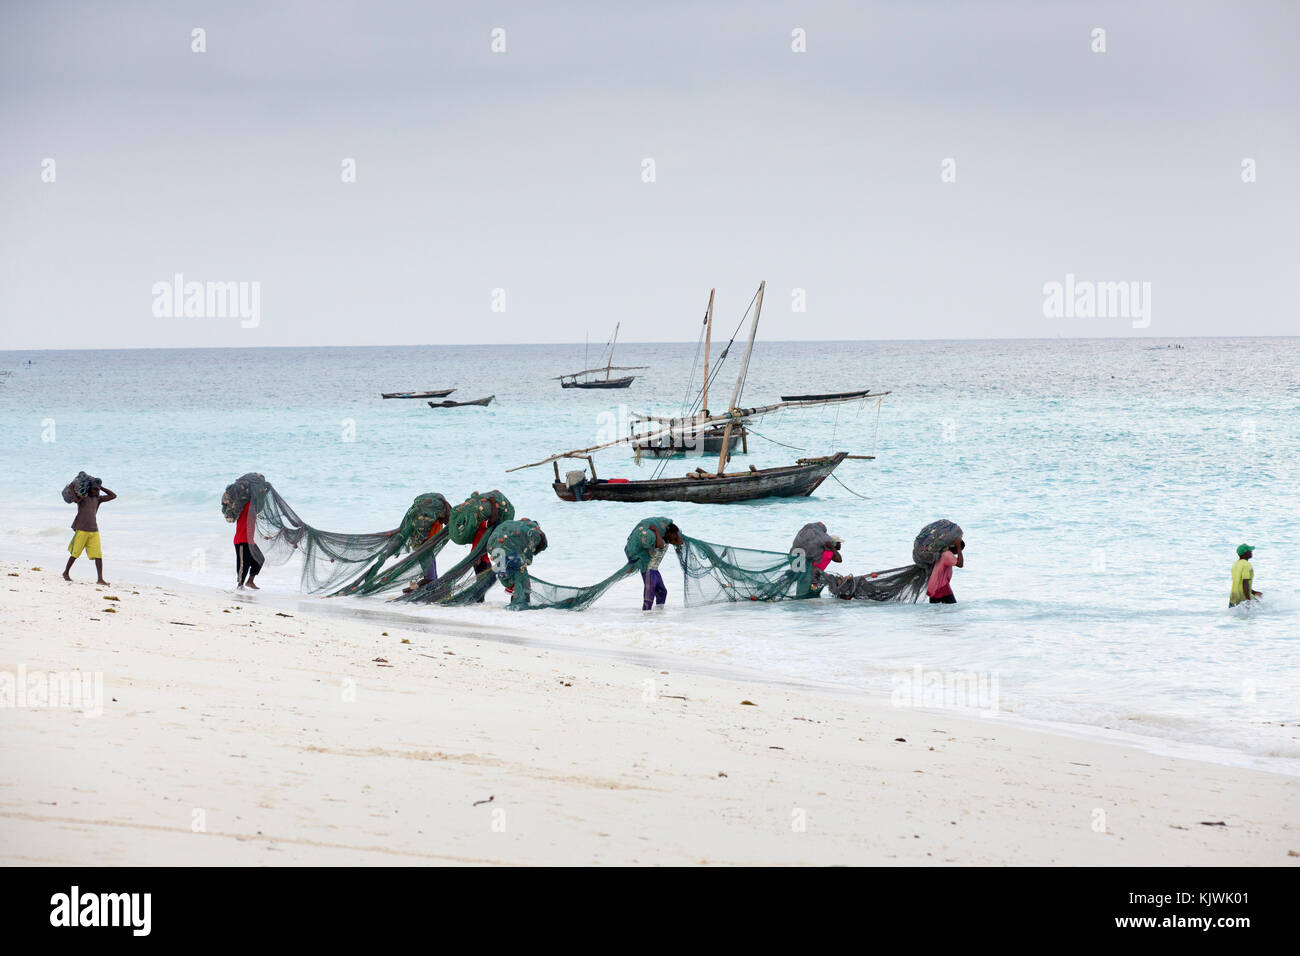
[
  {"xmin": 701, "ymin": 289, "xmax": 715, "ymax": 416},
  {"xmin": 606, "ymin": 322, "xmax": 619, "ymax": 382},
  {"xmin": 715, "ymin": 281, "xmax": 764, "ymax": 475}
]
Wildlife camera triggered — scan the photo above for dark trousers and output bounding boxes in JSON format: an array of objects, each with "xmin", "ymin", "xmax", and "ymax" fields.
[
  {"xmin": 235, "ymin": 543, "xmax": 262, "ymax": 585},
  {"xmin": 642, "ymin": 569, "xmax": 667, "ymax": 610},
  {"xmin": 929, "ymin": 593, "xmax": 956, "ymax": 604}
]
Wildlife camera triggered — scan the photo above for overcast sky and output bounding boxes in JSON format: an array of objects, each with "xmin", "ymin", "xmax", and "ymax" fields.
[{"xmin": 1, "ymin": 0, "xmax": 1296, "ymax": 349}]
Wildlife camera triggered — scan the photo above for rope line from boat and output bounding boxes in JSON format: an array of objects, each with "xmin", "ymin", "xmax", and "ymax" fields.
[
  {"xmin": 829, "ymin": 472, "xmax": 871, "ymax": 500},
  {"xmin": 873, "ymin": 395, "xmax": 882, "ymax": 457},
  {"xmin": 744, "ymin": 425, "xmax": 808, "ymax": 453}
]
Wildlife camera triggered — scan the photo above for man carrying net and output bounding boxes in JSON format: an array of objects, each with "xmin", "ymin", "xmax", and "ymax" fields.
[
  {"xmin": 790, "ymin": 521, "xmax": 843, "ymax": 597},
  {"xmin": 487, "ymin": 518, "xmax": 547, "ymax": 608},
  {"xmin": 625, "ymin": 517, "xmax": 683, "ymax": 610},
  {"xmin": 820, "ymin": 519, "xmax": 966, "ymax": 604}
]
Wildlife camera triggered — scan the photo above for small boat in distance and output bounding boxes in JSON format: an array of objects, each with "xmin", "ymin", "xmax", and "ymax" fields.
[
  {"xmin": 428, "ymin": 395, "xmax": 494, "ymax": 408},
  {"xmin": 557, "ymin": 323, "xmax": 647, "ymax": 389},
  {"xmin": 381, "ymin": 389, "xmax": 455, "ymax": 399},
  {"xmin": 780, "ymin": 388, "xmax": 872, "ymax": 402}
]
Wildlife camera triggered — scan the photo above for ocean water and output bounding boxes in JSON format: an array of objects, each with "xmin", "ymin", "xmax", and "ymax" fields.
[{"xmin": 2, "ymin": 338, "xmax": 1298, "ymax": 771}]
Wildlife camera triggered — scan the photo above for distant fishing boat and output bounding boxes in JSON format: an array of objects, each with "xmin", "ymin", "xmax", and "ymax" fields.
[
  {"xmin": 381, "ymin": 389, "xmax": 455, "ymax": 399},
  {"xmin": 780, "ymin": 388, "xmax": 872, "ymax": 402},
  {"xmin": 511, "ymin": 282, "xmax": 889, "ymax": 504},
  {"xmin": 557, "ymin": 323, "xmax": 647, "ymax": 389},
  {"xmin": 428, "ymin": 395, "xmax": 494, "ymax": 408}
]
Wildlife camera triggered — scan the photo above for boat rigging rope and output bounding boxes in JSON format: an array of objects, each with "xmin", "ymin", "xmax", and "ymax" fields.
[
  {"xmin": 830, "ymin": 472, "xmax": 871, "ymax": 500},
  {"xmin": 745, "ymin": 424, "xmax": 808, "ymax": 452},
  {"xmin": 679, "ymin": 318, "xmax": 707, "ymax": 417}
]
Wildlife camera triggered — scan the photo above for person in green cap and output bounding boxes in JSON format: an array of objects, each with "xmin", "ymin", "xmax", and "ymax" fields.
[{"xmin": 1229, "ymin": 544, "xmax": 1262, "ymax": 607}]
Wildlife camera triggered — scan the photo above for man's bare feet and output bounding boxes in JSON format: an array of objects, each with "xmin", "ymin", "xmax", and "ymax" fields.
[
  {"xmin": 245, "ymin": 581, "xmax": 260, "ymax": 590},
  {"xmin": 97, "ymin": 579, "xmax": 109, "ymax": 586},
  {"xmin": 236, "ymin": 583, "xmax": 245, "ymax": 590},
  {"xmin": 62, "ymin": 573, "xmax": 72, "ymax": 581}
]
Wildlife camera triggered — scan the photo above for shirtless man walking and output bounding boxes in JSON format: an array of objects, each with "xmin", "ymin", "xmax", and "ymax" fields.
[{"xmin": 64, "ymin": 479, "xmax": 116, "ymax": 585}]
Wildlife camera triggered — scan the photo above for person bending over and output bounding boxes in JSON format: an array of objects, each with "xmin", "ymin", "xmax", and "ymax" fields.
[{"xmin": 626, "ymin": 517, "xmax": 683, "ymax": 611}]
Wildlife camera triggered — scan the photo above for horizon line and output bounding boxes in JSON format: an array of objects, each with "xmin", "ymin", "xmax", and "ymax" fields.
[{"xmin": 1, "ymin": 333, "xmax": 1290, "ymax": 354}]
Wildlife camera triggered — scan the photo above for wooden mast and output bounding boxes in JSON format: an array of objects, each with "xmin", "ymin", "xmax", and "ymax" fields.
[
  {"xmin": 701, "ymin": 289, "xmax": 715, "ymax": 416},
  {"xmin": 715, "ymin": 281, "xmax": 764, "ymax": 475},
  {"xmin": 606, "ymin": 322, "xmax": 620, "ymax": 382}
]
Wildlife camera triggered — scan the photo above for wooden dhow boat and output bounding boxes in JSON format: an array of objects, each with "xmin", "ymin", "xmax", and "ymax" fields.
[
  {"xmin": 557, "ymin": 323, "xmax": 647, "ymax": 389},
  {"xmin": 510, "ymin": 282, "xmax": 888, "ymax": 504}
]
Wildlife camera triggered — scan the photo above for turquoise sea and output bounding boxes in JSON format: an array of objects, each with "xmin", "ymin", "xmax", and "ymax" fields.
[{"xmin": 1, "ymin": 338, "xmax": 1297, "ymax": 771}]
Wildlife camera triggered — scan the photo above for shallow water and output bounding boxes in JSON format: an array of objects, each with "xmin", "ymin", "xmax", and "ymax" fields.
[{"xmin": 2, "ymin": 337, "xmax": 1297, "ymax": 769}]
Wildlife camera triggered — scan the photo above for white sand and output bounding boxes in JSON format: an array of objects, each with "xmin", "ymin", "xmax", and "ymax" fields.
[{"xmin": 1, "ymin": 558, "xmax": 1296, "ymax": 865}]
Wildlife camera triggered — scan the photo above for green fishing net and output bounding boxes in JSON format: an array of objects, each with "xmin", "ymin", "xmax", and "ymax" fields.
[
  {"xmin": 448, "ymin": 490, "xmax": 514, "ymax": 544},
  {"xmin": 331, "ymin": 493, "xmax": 451, "ymax": 596},
  {"xmin": 221, "ymin": 474, "xmax": 452, "ymax": 596},
  {"xmin": 515, "ymin": 566, "xmax": 636, "ymax": 610},
  {"xmin": 817, "ymin": 519, "xmax": 963, "ymax": 603},
  {"xmin": 398, "ymin": 492, "xmax": 516, "ymax": 605},
  {"xmin": 677, "ymin": 535, "xmax": 813, "ymax": 605},
  {"xmin": 625, "ymin": 516, "xmax": 673, "ymax": 572}
]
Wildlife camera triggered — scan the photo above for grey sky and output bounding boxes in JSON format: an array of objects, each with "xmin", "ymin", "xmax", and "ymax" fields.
[{"xmin": 1, "ymin": 0, "xmax": 1296, "ymax": 349}]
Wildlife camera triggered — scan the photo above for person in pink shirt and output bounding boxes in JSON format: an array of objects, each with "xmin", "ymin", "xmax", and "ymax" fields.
[
  {"xmin": 926, "ymin": 537, "xmax": 965, "ymax": 604},
  {"xmin": 233, "ymin": 501, "xmax": 261, "ymax": 590}
]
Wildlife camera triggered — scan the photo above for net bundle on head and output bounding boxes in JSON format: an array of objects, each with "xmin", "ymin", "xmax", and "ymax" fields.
[
  {"xmin": 221, "ymin": 473, "xmax": 451, "ymax": 596},
  {"xmin": 61, "ymin": 471, "xmax": 102, "ymax": 502},
  {"xmin": 400, "ymin": 490, "xmax": 513, "ymax": 604},
  {"xmin": 819, "ymin": 519, "xmax": 963, "ymax": 602},
  {"xmin": 677, "ymin": 536, "xmax": 813, "ymax": 606}
]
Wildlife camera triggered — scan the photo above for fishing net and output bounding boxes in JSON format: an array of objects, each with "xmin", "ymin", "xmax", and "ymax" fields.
[
  {"xmin": 331, "ymin": 493, "xmax": 451, "ymax": 597},
  {"xmin": 448, "ymin": 490, "xmax": 514, "ymax": 544},
  {"xmin": 496, "ymin": 516, "xmax": 685, "ymax": 611},
  {"xmin": 221, "ymin": 474, "xmax": 453, "ymax": 595},
  {"xmin": 625, "ymin": 516, "xmax": 674, "ymax": 572},
  {"xmin": 512, "ymin": 565, "xmax": 636, "ymax": 611},
  {"xmin": 817, "ymin": 519, "xmax": 963, "ymax": 603},
  {"xmin": 61, "ymin": 471, "xmax": 101, "ymax": 503},
  {"xmin": 398, "ymin": 493, "xmax": 516, "ymax": 605},
  {"xmin": 790, "ymin": 522, "xmax": 835, "ymax": 563},
  {"xmin": 678, "ymin": 535, "xmax": 813, "ymax": 606}
]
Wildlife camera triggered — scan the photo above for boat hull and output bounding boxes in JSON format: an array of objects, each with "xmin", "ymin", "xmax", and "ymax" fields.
[
  {"xmin": 780, "ymin": 389, "xmax": 870, "ymax": 402},
  {"xmin": 553, "ymin": 453, "xmax": 847, "ymax": 503},
  {"xmin": 562, "ymin": 377, "xmax": 635, "ymax": 389},
  {"xmin": 382, "ymin": 389, "xmax": 455, "ymax": 399},
  {"xmin": 633, "ymin": 426, "xmax": 743, "ymax": 459},
  {"xmin": 428, "ymin": 395, "xmax": 494, "ymax": 407}
]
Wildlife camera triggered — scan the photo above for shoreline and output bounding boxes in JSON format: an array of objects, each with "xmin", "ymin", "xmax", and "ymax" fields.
[
  {"xmin": 8, "ymin": 544, "xmax": 1298, "ymax": 781},
  {"xmin": 2, "ymin": 554, "xmax": 1296, "ymax": 865}
]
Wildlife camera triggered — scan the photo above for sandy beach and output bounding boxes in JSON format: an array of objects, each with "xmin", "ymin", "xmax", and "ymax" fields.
[{"xmin": 1, "ymin": 556, "xmax": 1295, "ymax": 866}]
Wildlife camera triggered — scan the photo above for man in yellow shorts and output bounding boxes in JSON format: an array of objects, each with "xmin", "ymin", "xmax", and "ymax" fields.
[{"xmin": 63, "ymin": 479, "xmax": 116, "ymax": 585}]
